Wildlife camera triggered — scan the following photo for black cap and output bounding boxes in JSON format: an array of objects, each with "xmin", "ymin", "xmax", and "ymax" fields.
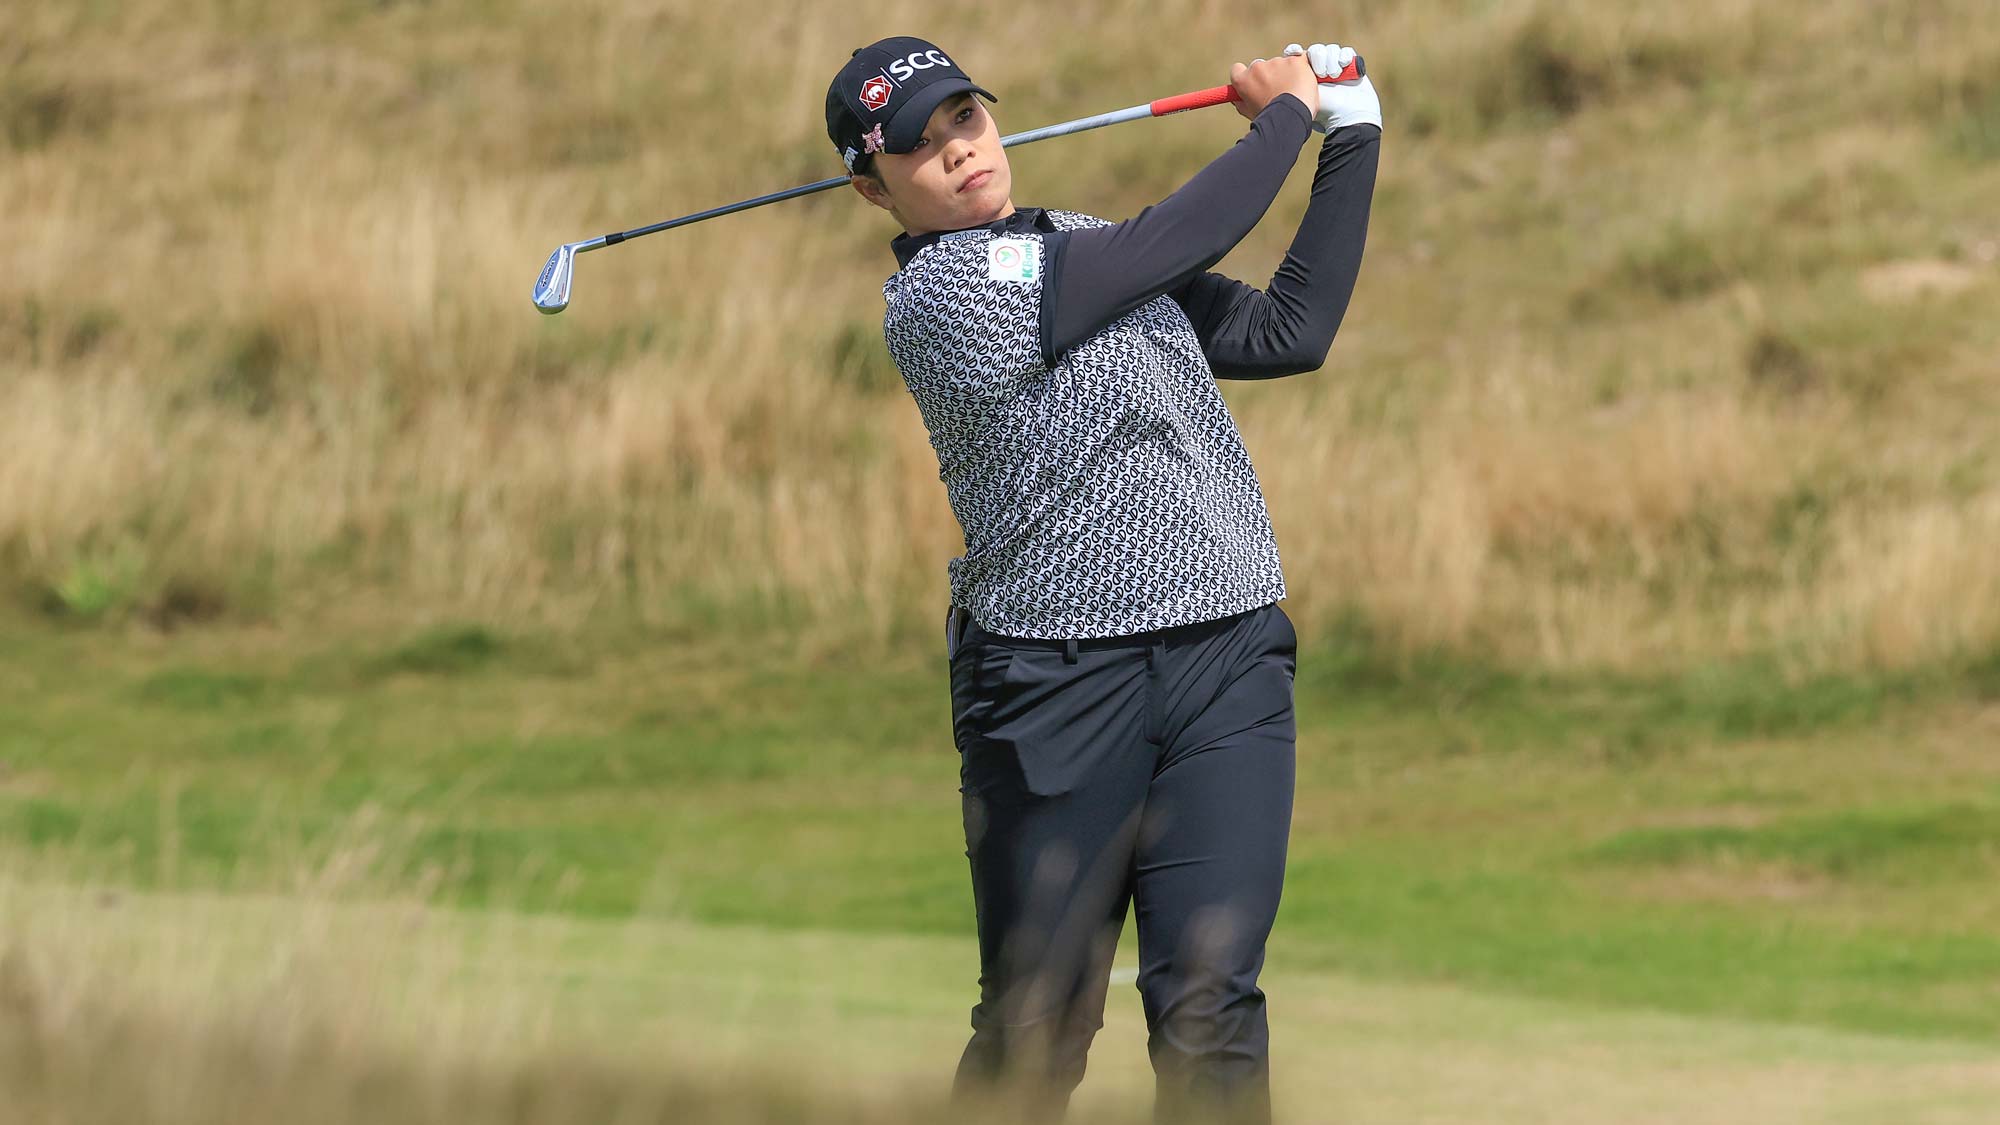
[{"xmin": 825, "ymin": 37, "xmax": 997, "ymax": 175}]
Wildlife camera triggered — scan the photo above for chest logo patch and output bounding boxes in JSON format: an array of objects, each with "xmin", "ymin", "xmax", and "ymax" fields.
[{"xmin": 987, "ymin": 238, "xmax": 1041, "ymax": 284}]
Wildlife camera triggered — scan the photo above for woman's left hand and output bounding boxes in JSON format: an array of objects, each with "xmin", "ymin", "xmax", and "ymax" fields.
[{"xmin": 1281, "ymin": 42, "xmax": 1382, "ymax": 133}]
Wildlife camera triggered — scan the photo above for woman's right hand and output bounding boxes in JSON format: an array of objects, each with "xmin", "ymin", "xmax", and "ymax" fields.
[{"xmin": 1229, "ymin": 53, "xmax": 1320, "ymax": 122}]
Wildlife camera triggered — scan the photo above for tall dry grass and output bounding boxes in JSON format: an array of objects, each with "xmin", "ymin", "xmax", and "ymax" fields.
[{"xmin": 3, "ymin": 0, "xmax": 1998, "ymax": 671}]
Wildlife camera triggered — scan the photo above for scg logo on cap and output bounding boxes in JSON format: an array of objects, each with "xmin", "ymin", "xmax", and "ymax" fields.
[{"xmin": 887, "ymin": 48, "xmax": 953, "ymax": 82}]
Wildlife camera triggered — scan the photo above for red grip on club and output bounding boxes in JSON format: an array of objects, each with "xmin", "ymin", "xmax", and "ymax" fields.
[{"xmin": 1150, "ymin": 55, "xmax": 1363, "ymax": 117}]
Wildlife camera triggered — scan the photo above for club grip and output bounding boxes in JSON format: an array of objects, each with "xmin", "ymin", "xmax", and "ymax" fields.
[{"xmin": 1149, "ymin": 55, "xmax": 1363, "ymax": 117}]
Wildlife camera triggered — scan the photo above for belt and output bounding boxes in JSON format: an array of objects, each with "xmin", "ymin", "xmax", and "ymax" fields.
[{"xmin": 949, "ymin": 603, "xmax": 1261, "ymax": 658}]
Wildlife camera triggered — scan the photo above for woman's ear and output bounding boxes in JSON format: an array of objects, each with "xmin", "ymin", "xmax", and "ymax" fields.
[{"xmin": 850, "ymin": 174, "xmax": 894, "ymax": 213}]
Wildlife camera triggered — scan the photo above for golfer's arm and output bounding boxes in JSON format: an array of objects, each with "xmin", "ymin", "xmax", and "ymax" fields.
[
  {"xmin": 1173, "ymin": 123, "xmax": 1381, "ymax": 380},
  {"xmin": 1038, "ymin": 93, "xmax": 1314, "ymax": 365}
]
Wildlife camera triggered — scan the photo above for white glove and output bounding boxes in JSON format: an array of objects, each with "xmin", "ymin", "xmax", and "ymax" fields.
[{"xmin": 1283, "ymin": 42, "xmax": 1381, "ymax": 133}]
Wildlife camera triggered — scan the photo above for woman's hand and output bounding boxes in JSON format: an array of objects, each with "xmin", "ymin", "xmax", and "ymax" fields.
[
  {"xmin": 1229, "ymin": 53, "xmax": 1320, "ymax": 122},
  {"xmin": 1282, "ymin": 42, "xmax": 1382, "ymax": 132}
]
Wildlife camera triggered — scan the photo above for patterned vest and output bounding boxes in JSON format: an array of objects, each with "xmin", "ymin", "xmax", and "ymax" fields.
[{"xmin": 882, "ymin": 208, "xmax": 1286, "ymax": 638}]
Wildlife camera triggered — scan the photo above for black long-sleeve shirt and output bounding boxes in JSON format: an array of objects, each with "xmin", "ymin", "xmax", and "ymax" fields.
[{"xmin": 1038, "ymin": 93, "xmax": 1380, "ymax": 374}]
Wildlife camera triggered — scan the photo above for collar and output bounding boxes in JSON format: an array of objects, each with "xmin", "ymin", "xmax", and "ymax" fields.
[{"xmin": 890, "ymin": 206, "xmax": 1053, "ymax": 270}]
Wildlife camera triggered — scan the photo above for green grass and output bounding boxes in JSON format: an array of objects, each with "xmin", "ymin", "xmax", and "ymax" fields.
[
  {"xmin": 1584, "ymin": 803, "xmax": 2000, "ymax": 879},
  {"xmin": 3, "ymin": 612, "xmax": 1999, "ymax": 1044}
]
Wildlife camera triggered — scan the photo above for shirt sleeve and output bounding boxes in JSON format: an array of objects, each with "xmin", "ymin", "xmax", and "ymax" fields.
[
  {"xmin": 1037, "ymin": 93, "xmax": 1315, "ymax": 366},
  {"xmin": 1170, "ymin": 123, "xmax": 1380, "ymax": 379}
]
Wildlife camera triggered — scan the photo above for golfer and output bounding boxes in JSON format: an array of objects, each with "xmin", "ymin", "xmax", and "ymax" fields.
[{"xmin": 825, "ymin": 36, "xmax": 1380, "ymax": 1124}]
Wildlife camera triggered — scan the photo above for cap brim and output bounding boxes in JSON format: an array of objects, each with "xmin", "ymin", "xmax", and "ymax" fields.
[{"xmin": 883, "ymin": 79, "xmax": 998, "ymax": 154}]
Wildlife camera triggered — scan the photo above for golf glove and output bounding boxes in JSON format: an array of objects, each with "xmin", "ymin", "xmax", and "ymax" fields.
[{"xmin": 1283, "ymin": 42, "xmax": 1381, "ymax": 133}]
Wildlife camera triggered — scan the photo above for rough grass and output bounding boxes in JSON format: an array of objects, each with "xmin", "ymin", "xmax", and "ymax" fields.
[{"xmin": 2, "ymin": 0, "xmax": 1998, "ymax": 672}]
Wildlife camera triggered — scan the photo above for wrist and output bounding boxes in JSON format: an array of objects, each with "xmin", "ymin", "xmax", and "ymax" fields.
[
  {"xmin": 1317, "ymin": 72, "xmax": 1383, "ymax": 132},
  {"xmin": 1262, "ymin": 91, "xmax": 1314, "ymax": 127}
]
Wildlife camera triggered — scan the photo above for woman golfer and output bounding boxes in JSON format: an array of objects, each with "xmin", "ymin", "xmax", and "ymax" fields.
[{"xmin": 824, "ymin": 36, "xmax": 1381, "ymax": 1124}]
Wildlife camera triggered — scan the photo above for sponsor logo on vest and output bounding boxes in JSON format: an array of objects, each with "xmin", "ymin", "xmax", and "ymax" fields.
[{"xmin": 988, "ymin": 238, "xmax": 1041, "ymax": 284}]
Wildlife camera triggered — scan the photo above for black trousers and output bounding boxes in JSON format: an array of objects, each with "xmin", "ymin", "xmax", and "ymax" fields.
[{"xmin": 946, "ymin": 601, "xmax": 1298, "ymax": 1124}]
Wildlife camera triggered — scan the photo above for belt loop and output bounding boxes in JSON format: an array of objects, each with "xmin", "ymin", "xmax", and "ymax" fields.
[{"xmin": 1063, "ymin": 638, "xmax": 1079, "ymax": 664}]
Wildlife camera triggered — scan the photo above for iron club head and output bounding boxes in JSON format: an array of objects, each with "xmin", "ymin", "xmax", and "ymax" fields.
[{"xmin": 532, "ymin": 243, "xmax": 579, "ymax": 314}]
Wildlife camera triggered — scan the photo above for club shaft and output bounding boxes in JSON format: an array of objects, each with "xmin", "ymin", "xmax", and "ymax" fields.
[
  {"xmin": 577, "ymin": 104, "xmax": 1156, "ymax": 251},
  {"xmin": 998, "ymin": 103, "xmax": 1155, "ymax": 148},
  {"xmin": 575, "ymin": 60, "xmax": 1363, "ymax": 252},
  {"xmin": 592, "ymin": 176, "xmax": 851, "ymax": 248}
]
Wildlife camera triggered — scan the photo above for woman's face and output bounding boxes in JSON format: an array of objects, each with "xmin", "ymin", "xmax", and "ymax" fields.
[{"xmin": 853, "ymin": 93, "xmax": 1015, "ymax": 235}]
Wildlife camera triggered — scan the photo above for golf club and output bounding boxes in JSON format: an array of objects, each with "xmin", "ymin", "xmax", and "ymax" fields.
[{"xmin": 532, "ymin": 57, "xmax": 1364, "ymax": 314}]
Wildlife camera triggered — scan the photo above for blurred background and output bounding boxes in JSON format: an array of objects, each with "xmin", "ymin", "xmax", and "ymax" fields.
[{"xmin": 3, "ymin": 0, "xmax": 1998, "ymax": 1120}]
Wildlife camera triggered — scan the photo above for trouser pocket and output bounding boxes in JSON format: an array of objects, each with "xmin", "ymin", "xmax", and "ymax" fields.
[
  {"xmin": 949, "ymin": 630, "xmax": 1012, "ymax": 759},
  {"xmin": 955, "ymin": 645, "xmax": 1148, "ymax": 800}
]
